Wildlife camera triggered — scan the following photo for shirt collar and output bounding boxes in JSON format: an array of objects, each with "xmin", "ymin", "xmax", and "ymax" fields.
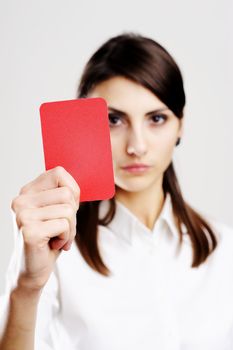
[{"xmin": 98, "ymin": 192, "xmax": 188, "ymax": 245}]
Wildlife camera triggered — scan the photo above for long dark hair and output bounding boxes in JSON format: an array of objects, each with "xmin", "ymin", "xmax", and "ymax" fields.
[{"xmin": 75, "ymin": 32, "xmax": 218, "ymax": 276}]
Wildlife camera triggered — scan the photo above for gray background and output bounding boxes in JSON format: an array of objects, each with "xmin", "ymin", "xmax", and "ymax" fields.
[{"xmin": 0, "ymin": 0, "xmax": 232, "ymax": 294}]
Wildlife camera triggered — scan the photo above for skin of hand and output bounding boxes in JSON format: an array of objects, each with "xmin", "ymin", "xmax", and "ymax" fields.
[{"xmin": 10, "ymin": 166, "xmax": 80, "ymax": 291}]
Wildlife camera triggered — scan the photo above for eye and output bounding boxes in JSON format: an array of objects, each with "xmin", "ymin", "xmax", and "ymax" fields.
[
  {"xmin": 108, "ymin": 113, "xmax": 122, "ymax": 127},
  {"xmin": 150, "ymin": 114, "xmax": 167, "ymax": 125}
]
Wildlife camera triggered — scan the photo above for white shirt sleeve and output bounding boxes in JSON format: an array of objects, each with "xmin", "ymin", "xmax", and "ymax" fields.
[
  {"xmin": 0, "ymin": 210, "xmax": 77, "ymax": 350},
  {"xmin": 34, "ymin": 266, "xmax": 77, "ymax": 350}
]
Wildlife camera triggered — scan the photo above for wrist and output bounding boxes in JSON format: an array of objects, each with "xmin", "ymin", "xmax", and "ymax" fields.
[
  {"xmin": 7, "ymin": 280, "xmax": 42, "ymax": 335},
  {"xmin": 14, "ymin": 274, "xmax": 44, "ymax": 298}
]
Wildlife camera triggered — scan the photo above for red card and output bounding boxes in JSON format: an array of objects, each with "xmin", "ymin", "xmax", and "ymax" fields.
[{"xmin": 39, "ymin": 97, "xmax": 115, "ymax": 202}]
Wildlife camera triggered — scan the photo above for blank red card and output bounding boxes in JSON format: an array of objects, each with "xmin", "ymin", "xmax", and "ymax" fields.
[{"xmin": 39, "ymin": 97, "xmax": 115, "ymax": 202}]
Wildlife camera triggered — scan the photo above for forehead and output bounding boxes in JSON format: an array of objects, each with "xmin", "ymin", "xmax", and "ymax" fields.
[{"xmin": 87, "ymin": 76, "xmax": 168, "ymax": 113}]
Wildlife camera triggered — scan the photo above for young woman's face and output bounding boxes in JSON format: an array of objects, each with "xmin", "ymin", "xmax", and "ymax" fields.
[{"xmin": 87, "ymin": 76, "xmax": 183, "ymax": 194}]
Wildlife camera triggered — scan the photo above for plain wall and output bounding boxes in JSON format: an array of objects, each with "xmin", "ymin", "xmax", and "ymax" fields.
[{"xmin": 0, "ymin": 0, "xmax": 232, "ymax": 294}]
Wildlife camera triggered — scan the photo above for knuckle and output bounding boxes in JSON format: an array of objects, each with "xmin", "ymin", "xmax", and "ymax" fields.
[
  {"xmin": 63, "ymin": 204, "xmax": 74, "ymax": 218},
  {"xmin": 61, "ymin": 187, "xmax": 73, "ymax": 202},
  {"xmin": 11, "ymin": 196, "xmax": 19, "ymax": 212},
  {"xmin": 74, "ymin": 183, "xmax": 80, "ymax": 198},
  {"xmin": 61, "ymin": 218, "xmax": 70, "ymax": 231},
  {"xmin": 16, "ymin": 209, "xmax": 29, "ymax": 228},
  {"xmin": 13, "ymin": 195, "xmax": 28, "ymax": 213},
  {"xmin": 11, "ymin": 195, "xmax": 26, "ymax": 212},
  {"xmin": 21, "ymin": 224, "xmax": 33, "ymax": 243},
  {"xmin": 54, "ymin": 166, "xmax": 65, "ymax": 177},
  {"xmin": 76, "ymin": 185, "xmax": 81, "ymax": 196},
  {"xmin": 19, "ymin": 185, "xmax": 28, "ymax": 195}
]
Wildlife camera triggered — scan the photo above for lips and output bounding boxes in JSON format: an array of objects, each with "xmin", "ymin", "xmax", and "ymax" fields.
[{"xmin": 121, "ymin": 163, "xmax": 151, "ymax": 170}]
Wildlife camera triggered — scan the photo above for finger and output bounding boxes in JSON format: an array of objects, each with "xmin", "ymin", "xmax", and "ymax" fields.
[
  {"xmin": 60, "ymin": 240, "xmax": 73, "ymax": 251},
  {"xmin": 49, "ymin": 237, "xmax": 71, "ymax": 251},
  {"xmin": 16, "ymin": 204, "xmax": 77, "ymax": 240},
  {"xmin": 21, "ymin": 218, "xmax": 70, "ymax": 248},
  {"xmin": 16, "ymin": 205, "xmax": 73, "ymax": 224},
  {"xmin": 12, "ymin": 186, "xmax": 79, "ymax": 213},
  {"xmin": 19, "ymin": 166, "xmax": 80, "ymax": 203}
]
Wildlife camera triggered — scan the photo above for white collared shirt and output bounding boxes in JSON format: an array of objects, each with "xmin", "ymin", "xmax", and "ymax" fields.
[{"xmin": 1, "ymin": 193, "xmax": 233, "ymax": 349}]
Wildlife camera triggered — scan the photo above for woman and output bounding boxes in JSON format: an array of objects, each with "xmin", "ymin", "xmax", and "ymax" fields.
[{"xmin": 1, "ymin": 32, "xmax": 233, "ymax": 350}]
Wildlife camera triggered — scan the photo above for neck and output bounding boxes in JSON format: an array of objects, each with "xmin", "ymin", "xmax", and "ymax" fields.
[{"xmin": 115, "ymin": 178, "xmax": 165, "ymax": 231}]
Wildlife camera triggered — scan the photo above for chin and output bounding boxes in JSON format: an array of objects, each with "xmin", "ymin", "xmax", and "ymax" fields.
[
  {"xmin": 115, "ymin": 179, "xmax": 151, "ymax": 193},
  {"xmin": 115, "ymin": 171, "xmax": 162, "ymax": 192}
]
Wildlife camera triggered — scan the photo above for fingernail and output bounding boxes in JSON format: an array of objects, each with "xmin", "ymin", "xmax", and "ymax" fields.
[{"xmin": 66, "ymin": 241, "xmax": 72, "ymax": 250}]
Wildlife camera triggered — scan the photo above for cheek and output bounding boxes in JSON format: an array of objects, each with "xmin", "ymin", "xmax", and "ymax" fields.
[
  {"xmin": 110, "ymin": 134, "xmax": 124, "ymax": 165},
  {"xmin": 150, "ymin": 131, "xmax": 177, "ymax": 163}
]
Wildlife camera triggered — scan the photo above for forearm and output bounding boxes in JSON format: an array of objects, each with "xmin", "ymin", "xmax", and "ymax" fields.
[{"xmin": 0, "ymin": 281, "xmax": 42, "ymax": 350}]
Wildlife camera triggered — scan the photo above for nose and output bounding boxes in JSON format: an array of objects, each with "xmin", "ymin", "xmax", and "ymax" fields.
[{"xmin": 126, "ymin": 125, "xmax": 147, "ymax": 157}]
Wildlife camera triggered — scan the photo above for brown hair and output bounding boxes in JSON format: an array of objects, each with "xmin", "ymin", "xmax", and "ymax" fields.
[{"xmin": 75, "ymin": 32, "xmax": 218, "ymax": 276}]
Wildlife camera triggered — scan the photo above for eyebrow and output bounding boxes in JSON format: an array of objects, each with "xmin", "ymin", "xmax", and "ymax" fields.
[{"xmin": 108, "ymin": 106, "xmax": 169, "ymax": 116}]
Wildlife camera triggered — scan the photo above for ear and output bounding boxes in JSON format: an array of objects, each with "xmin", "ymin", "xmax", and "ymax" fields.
[{"xmin": 178, "ymin": 117, "xmax": 184, "ymax": 138}]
